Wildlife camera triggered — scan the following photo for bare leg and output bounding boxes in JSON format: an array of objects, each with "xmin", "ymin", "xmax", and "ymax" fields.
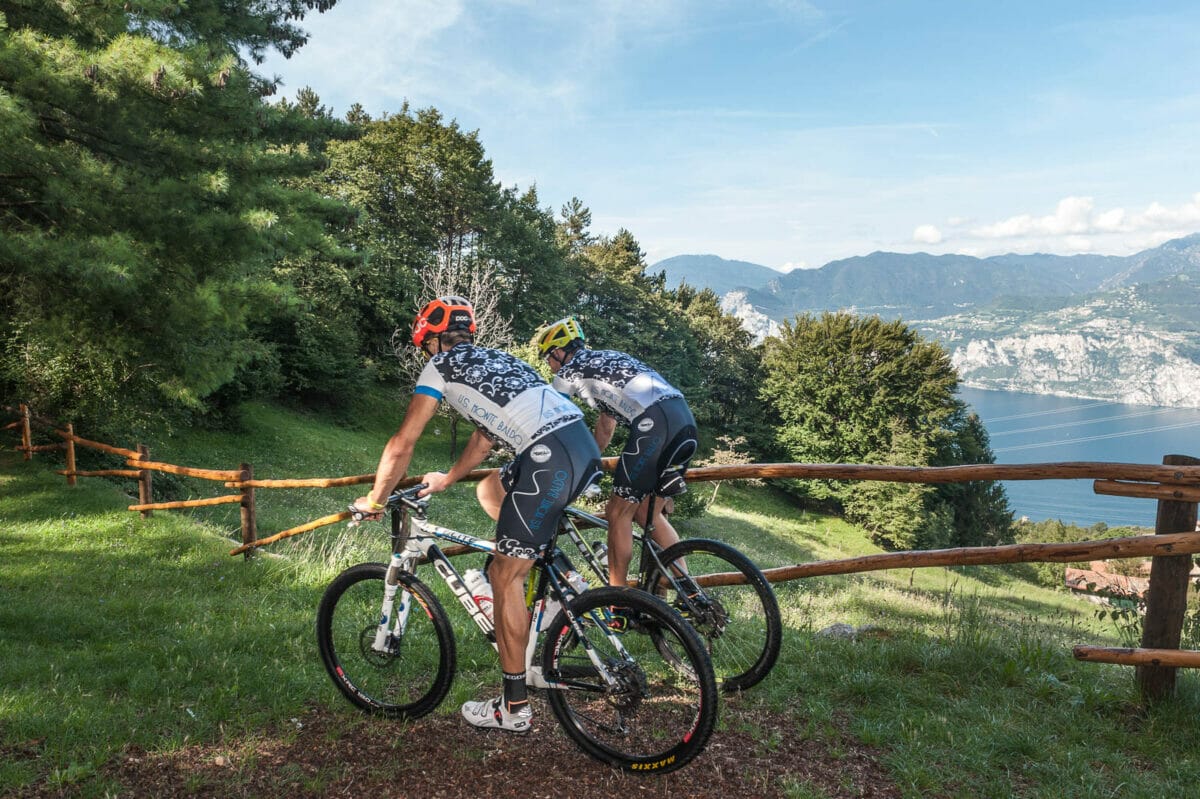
[
  {"xmin": 634, "ymin": 495, "xmax": 682, "ymax": 550},
  {"xmin": 476, "ymin": 472, "xmax": 504, "ymax": 521},
  {"xmin": 487, "ymin": 553, "xmax": 535, "ymax": 673},
  {"xmin": 634, "ymin": 495, "xmax": 686, "ymax": 575},
  {"xmin": 605, "ymin": 496, "xmax": 640, "ymax": 588}
]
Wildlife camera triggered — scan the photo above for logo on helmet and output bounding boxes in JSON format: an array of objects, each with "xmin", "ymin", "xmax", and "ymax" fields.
[{"xmin": 412, "ymin": 296, "xmax": 476, "ymax": 347}]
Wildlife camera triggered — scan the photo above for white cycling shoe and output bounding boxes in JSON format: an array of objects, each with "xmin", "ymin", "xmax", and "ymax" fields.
[{"xmin": 461, "ymin": 696, "xmax": 533, "ymax": 733}]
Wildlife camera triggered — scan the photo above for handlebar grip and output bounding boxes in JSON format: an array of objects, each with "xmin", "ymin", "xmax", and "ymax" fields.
[{"xmin": 346, "ymin": 503, "xmax": 379, "ymax": 527}]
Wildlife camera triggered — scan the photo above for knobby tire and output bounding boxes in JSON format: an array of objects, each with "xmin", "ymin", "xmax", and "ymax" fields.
[
  {"xmin": 643, "ymin": 538, "xmax": 782, "ymax": 692},
  {"xmin": 316, "ymin": 562, "xmax": 456, "ymax": 719},
  {"xmin": 541, "ymin": 586, "xmax": 718, "ymax": 774}
]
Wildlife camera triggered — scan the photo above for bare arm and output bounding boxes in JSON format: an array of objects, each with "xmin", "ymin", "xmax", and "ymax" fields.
[
  {"xmin": 422, "ymin": 428, "xmax": 495, "ymax": 493},
  {"xmin": 594, "ymin": 412, "xmax": 617, "ymax": 451},
  {"xmin": 355, "ymin": 393, "xmax": 440, "ymax": 511}
]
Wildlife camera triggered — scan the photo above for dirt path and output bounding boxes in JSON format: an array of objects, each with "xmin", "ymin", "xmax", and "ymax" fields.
[{"xmin": 15, "ymin": 700, "xmax": 903, "ymax": 798}]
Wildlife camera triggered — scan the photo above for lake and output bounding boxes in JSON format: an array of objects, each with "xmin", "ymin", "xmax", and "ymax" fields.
[{"xmin": 957, "ymin": 387, "xmax": 1200, "ymax": 528}]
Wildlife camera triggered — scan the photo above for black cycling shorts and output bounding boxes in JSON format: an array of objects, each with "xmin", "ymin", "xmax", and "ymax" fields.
[
  {"xmin": 496, "ymin": 419, "xmax": 602, "ymax": 559},
  {"xmin": 613, "ymin": 396, "xmax": 697, "ymax": 504}
]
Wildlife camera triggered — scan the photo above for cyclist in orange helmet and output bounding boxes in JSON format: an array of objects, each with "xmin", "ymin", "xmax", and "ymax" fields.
[{"xmin": 356, "ymin": 297, "xmax": 601, "ymax": 732}]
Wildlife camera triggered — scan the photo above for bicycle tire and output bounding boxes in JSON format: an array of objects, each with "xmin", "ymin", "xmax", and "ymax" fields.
[
  {"xmin": 643, "ymin": 538, "xmax": 782, "ymax": 693},
  {"xmin": 541, "ymin": 586, "xmax": 718, "ymax": 774},
  {"xmin": 316, "ymin": 562, "xmax": 456, "ymax": 719}
]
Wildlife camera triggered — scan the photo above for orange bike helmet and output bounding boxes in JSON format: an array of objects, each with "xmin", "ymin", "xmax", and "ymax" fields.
[{"xmin": 411, "ymin": 296, "xmax": 477, "ymax": 347}]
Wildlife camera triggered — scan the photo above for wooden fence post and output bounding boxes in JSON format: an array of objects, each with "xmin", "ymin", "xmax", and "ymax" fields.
[
  {"xmin": 137, "ymin": 444, "xmax": 153, "ymax": 519},
  {"xmin": 20, "ymin": 404, "xmax": 31, "ymax": 461},
  {"xmin": 64, "ymin": 423, "xmax": 77, "ymax": 486},
  {"xmin": 1137, "ymin": 454, "xmax": 1200, "ymax": 702},
  {"xmin": 240, "ymin": 462, "xmax": 256, "ymax": 560}
]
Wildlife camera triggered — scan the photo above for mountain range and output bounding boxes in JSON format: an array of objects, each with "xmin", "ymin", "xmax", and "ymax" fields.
[{"xmin": 651, "ymin": 234, "xmax": 1200, "ymax": 408}]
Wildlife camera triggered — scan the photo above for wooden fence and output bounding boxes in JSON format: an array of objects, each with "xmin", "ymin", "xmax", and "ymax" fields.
[{"xmin": 5, "ymin": 402, "xmax": 1199, "ymax": 702}]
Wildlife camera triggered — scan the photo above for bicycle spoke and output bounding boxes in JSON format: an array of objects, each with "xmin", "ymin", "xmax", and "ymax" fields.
[
  {"xmin": 543, "ymin": 586, "xmax": 717, "ymax": 773},
  {"xmin": 648, "ymin": 539, "xmax": 782, "ymax": 693},
  {"xmin": 316, "ymin": 564, "xmax": 455, "ymax": 719}
]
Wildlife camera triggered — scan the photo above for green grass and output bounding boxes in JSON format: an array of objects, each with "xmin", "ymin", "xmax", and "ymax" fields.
[
  {"xmin": 0, "ymin": 400, "xmax": 500, "ymax": 795},
  {"xmin": 0, "ymin": 455, "xmax": 322, "ymax": 791},
  {"xmin": 3, "ymin": 399, "xmax": 1200, "ymax": 797},
  {"xmin": 684, "ymin": 482, "xmax": 1200, "ymax": 798}
]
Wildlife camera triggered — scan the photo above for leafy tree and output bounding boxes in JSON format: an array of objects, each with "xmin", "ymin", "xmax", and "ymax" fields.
[
  {"xmin": 590, "ymin": 228, "xmax": 656, "ymax": 285},
  {"xmin": 315, "ymin": 106, "xmax": 493, "ymax": 369},
  {"xmin": 549, "ymin": 222, "xmax": 767, "ymax": 470},
  {"xmin": 761, "ymin": 312, "xmax": 1012, "ymax": 548},
  {"xmin": 486, "ymin": 185, "xmax": 579, "ymax": 339},
  {"xmin": 931, "ymin": 407, "xmax": 1013, "ymax": 547},
  {"xmin": 0, "ymin": 1, "xmax": 350, "ymax": 432},
  {"xmin": 304, "ymin": 106, "xmax": 576, "ymax": 378}
]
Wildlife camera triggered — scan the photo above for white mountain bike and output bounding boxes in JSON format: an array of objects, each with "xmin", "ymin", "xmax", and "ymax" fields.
[{"xmin": 315, "ymin": 485, "xmax": 719, "ymax": 774}]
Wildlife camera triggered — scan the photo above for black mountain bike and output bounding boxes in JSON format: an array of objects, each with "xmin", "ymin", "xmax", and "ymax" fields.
[
  {"xmin": 557, "ymin": 494, "xmax": 782, "ymax": 692},
  {"xmin": 315, "ymin": 486, "xmax": 719, "ymax": 774}
]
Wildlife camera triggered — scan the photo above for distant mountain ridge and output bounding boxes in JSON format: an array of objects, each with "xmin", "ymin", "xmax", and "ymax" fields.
[
  {"xmin": 651, "ymin": 235, "xmax": 1200, "ymax": 408},
  {"xmin": 653, "ymin": 254, "xmax": 785, "ymax": 297}
]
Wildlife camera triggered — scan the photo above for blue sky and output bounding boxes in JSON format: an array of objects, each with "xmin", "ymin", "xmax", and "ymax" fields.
[{"xmin": 257, "ymin": 1, "xmax": 1200, "ymax": 272}]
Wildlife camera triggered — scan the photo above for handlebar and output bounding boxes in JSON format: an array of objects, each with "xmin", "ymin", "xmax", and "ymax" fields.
[{"xmin": 347, "ymin": 484, "xmax": 429, "ymax": 527}]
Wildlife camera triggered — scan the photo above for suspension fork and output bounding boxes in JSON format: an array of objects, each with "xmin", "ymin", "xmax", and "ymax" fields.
[{"xmin": 371, "ymin": 552, "xmax": 415, "ymax": 653}]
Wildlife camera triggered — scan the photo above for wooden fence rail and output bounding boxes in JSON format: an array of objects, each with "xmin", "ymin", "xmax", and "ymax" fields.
[
  {"xmin": 748, "ymin": 531, "xmax": 1200, "ymax": 583},
  {"xmin": 1074, "ymin": 646, "xmax": 1200, "ymax": 668},
  {"xmin": 5, "ymin": 403, "xmax": 1199, "ymax": 702}
]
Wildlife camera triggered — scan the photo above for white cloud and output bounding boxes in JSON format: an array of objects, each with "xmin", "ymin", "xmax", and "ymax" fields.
[
  {"xmin": 1065, "ymin": 235, "xmax": 1093, "ymax": 252},
  {"xmin": 1093, "ymin": 208, "xmax": 1126, "ymax": 231},
  {"xmin": 972, "ymin": 196, "xmax": 1095, "ymax": 238},
  {"xmin": 905, "ymin": 193, "xmax": 1200, "ymax": 258},
  {"xmin": 970, "ymin": 194, "xmax": 1200, "ymax": 240},
  {"xmin": 912, "ymin": 224, "xmax": 943, "ymax": 244}
]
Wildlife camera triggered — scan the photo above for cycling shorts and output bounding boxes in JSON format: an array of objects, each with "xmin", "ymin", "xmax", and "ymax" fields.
[
  {"xmin": 613, "ymin": 396, "xmax": 697, "ymax": 504},
  {"xmin": 496, "ymin": 420, "xmax": 602, "ymax": 559}
]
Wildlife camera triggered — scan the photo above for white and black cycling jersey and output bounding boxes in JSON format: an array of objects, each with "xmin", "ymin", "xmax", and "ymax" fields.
[
  {"xmin": 552, "ymin": 348, "xmax": 683, "ymax": 427},
  {"xmin": 415, "ymin": 343, "xmax": 582, "ymax": 454}
]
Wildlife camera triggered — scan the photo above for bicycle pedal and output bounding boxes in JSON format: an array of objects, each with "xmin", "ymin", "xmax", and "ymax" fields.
[{"xmin": 607, "ymin": 608, "xmax": 652, "ymax": 634}]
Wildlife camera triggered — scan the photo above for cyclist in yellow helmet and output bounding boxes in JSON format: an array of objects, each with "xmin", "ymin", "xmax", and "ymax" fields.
[{"xmin": 533, "ymin": 317, "xmax": 697, "ymax": 591}]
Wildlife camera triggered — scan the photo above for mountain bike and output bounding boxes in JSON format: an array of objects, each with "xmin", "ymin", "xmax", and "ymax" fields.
[
  {"xmin": 315, "ymin": 485, "xmax": 719, "ymax": 774},
  {"xmin": 557, "ymin": 494, "xmax": 782, "ymax": 693}
]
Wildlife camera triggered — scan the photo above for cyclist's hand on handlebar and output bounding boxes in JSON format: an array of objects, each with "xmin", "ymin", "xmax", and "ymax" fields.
[
  {"xmin": 418, "ymin": 471, "xmax": 451, "ymax": 496},
  {"xmin": 348, "ymin": 496, "xmax": 385, "ymax": 526}
]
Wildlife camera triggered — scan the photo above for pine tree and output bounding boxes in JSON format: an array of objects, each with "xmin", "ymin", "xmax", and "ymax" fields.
[{"xmin": 0, "ymin": 2, "xmax": 350, "ymax": 429}]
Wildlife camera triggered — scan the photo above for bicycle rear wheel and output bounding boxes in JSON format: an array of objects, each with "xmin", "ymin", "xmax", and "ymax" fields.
[
  {"xmin": 643, "ymin": 539, "xmax": 782, "ymax": 692},
  {"xmin": 316, "ymin": 562, "xmax": 455, "ymax": 719},
  {"xmin": 541, "ymin": 586, "xmax": 718, "ymax": 774}
]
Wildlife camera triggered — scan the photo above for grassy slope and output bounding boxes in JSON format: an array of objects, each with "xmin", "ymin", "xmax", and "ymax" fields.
[{"xmin": 3, "ymin": 401, "xmax": 1199, "ymax": 797}]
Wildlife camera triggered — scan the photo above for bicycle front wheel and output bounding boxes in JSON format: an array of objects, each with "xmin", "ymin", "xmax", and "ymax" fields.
[
  {"xmin": 644, "ymin": 539, "xmax": 782, "ymax": 692},
  {"xmin": 541, "ymin": 586, "xmax": 718, "ymax": 774},
  {"xmin": 316, "ymin": 562, "xmax": 455, "ymax": 719}
]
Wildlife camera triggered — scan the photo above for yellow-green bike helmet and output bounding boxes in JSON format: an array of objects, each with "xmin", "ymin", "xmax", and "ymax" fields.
[{"xmin": 533, "ymin": 316, "xmax": 586, "ymax": 358}]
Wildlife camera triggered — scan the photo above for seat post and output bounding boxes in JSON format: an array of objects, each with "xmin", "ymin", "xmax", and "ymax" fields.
[{"xmin": 643, "ymin": 494, "xmax": 658, "ymax": 541}]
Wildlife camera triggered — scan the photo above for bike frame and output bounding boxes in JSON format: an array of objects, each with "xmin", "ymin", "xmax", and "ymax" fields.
[
  {"xmin": 361, "ymin": 488, "xmax": 625, "ymax": 691},
  {"xmin": 558, "ymin": 496, "xmax": 691, "ymax": 596}
]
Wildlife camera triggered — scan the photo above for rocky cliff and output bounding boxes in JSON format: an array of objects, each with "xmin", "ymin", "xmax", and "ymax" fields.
[{"xmin": 654, "ymin": 237, "xmax": 1200, "ymax": 409}]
